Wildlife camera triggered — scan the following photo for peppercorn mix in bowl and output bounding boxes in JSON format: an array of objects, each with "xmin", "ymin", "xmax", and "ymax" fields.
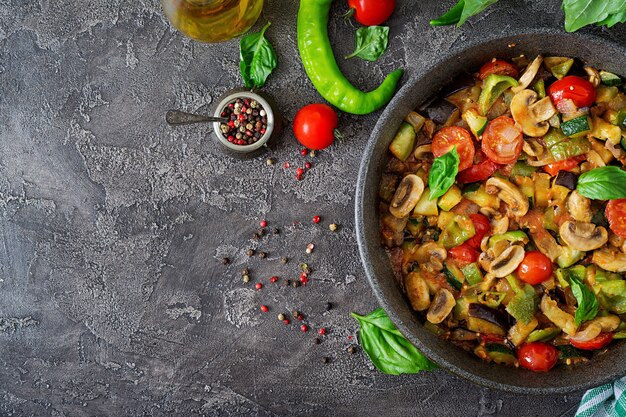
[{"xmin": 356, "ymin": 30, "xmax": 626, "ymax": 394}]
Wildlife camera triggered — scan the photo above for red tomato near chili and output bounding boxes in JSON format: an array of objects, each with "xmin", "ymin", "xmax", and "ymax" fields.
[
  {"xmin": 466, "ymin": 214, "xmax": 491, "ymax": 250},
  {"xmin": 432, "ymin": 126, "xmax": 476, "ymax": 171},
  {"xmin": 347, "ymin": 0, "xmax": 396, "ymax": 26},
  {"xmin": 548, "ymin": 76, "xmax": 597, "ymax": 109},
  {"xmin": 517, "ymin": 251, "xmax": 553, "ymax": 285},
  {"xmin": 479, "ymin": 59, "xmax": 519, "ymax": 80},
  {"xmin": 517, "ymin": 342, "xmax": 559, "ymax": 372},
  {"xmin": 570, "ymin": 333, "xmax": 614, "ymax": 351},
  {"xmin": 447, "ymin": 243, "xmax": 480, "ymax": 265},
  {"xmin": 543, "ymin": 155, "xmax": 585, "ymax": 177},
  {"xmin": 457, "ymin": 157, "xmax": 500, "ymax": 184},
  {"xmin": 293, "ymin": 104, "xmax": 338, "ymax": 150},
  {"xmin": 481, "ymin": 116, "xmax": 523, "ymax": 165},
  {"xmin": 606, "ymin": 199, "xmax": 626, "ymax": 238}
]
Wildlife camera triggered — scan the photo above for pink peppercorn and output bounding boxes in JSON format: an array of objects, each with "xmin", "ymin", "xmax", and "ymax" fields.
[
  {"xmin": 318, "ymin": 327, "xmax": 327, "ymax": 335},
  {"xmin": 301, "ymin": 148, "xmax": 308, "ymax": 156},
  {"xmin": 283, "ymin": 319, "xmax": 290, "ymax": 325},
  {"xmin": 284, "ymin": 162, "xmax": 290, "ymax": 169},
  {"xmin": 305, "ymin": 162, "xmax": 312, "ymax": 169},
  {"xmin": 260, "ymin": 220, "xmax": 267, "ymax": 228},
  {"xmin": 312, "ymin": 215, "xmax": 321, "ymax": 224},
  {"xmin": 296, "ymin": 168, "xmax": 304, "ymax": 176},
  {"xmin": 255, "ymin": 283, "xmax": 263, "ymax": 290},
  {"xmin": 301, "ymin": 325, "xmax": 309, "ymax": 332},
  {"xmin": 270, "ymin": 276, "xmax": 278, "ymax": 283},
  {"xmin": 260, "ymin": 305, "xmax": 269, "ymax": 312}
]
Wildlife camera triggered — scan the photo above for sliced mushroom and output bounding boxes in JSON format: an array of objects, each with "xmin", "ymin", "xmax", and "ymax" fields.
[
  {"xmin": 414, "ymin": 241, "xmax": 447, "ymax": 272},
  {"xmin": 413, "ymin": 144, "xmax": 432, "ymax": 160},
  {"xmin": 559, "ymin": 221, "xmax": 608, "ymax": 251},
  {"xmin": 479, "ymin": 207, "xmax": 510, "ymax": 235},
  {"xmin": 512, "ymin": 55, "xmax": 543, "ymax": 93},
  {"xmin": 523, "ymin": 138, "xmax": 546, "ymax": 158},
  {"xmin": 519, "ymin": 210, "xmax": 561, "ymax": 261},
  {"xmin": 404, "ymin": 271, "xmax": 431, "ymax": 311},
  {"xmin": 566, "ymin": 191, "xmax": 592, "ymax": 223},
  {"xmin": 480, "ymin": 245, "xmax": 525, "ymax": 278},
  {"xmin": 592, "ymin": 246, "xmax": 626, "ymax": 272},
  {"xmin": 486, "ymin": 177, "xmax": 529, "ymax": 217},
  {"xmin": 540, "ymin": 294, "xmax": 578, "ymax": 336},
  {"xmin": 585, "ymin": 66, "xmax": 601, "ymax": 88},
  {"xmin": 389, "ymin": 174, "xmax": 425, "ymax": 218},
  {"xmin": 511, "ymin": 89, "xmax": 557, "ymax": 137},
  {"xmin": 426, "ymin": 288, "xmax": 456, "ymax": 324}
]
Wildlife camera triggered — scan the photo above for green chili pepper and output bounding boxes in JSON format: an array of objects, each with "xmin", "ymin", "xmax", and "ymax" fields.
[
  {"xmin": 478, "ymin": 74, "xmax": 518, "ymax": 116},
  {"xmin": 297, "ymin": 0, "xmax": 403, "ymax": 115},
  {"xmin": 430, "ymin": 0, "xmax": 464, "ymax": 26}
]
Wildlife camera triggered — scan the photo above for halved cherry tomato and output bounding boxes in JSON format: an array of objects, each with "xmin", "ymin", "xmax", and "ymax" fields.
[
  {"xmin": 479, "ymin": 59, "xmax": 519, "ymax": 80},
  {"xmin": 347, "ymin": 0, "xmax": 396, "ymax": 26},
  {"xmin": 466, "ymin": 213, "xmax": 491, "ymax": 250},
  {"xmin": 543, "ymin": 155, "xmax": 585, "ymax": 176},
  {"xmin": 481, "ymin": 116, "xmax": 523, "ymax": 165},
  {"xmin": 448, "ymin": 242, "xmax": 480, "ymax": 266},
  {"xmin": 517, "ymin": 342, "xmax": 559, "ymax": 372},
  {"xmin": 548, "ymin": 75, "xmax": 597, "ymax": 109},
  {"xmin": 457, "ymin": 158, "xmax": 501, "ymax": 184},
  {"xmin": 606, "ymin": 199, "xmax": 626, "ymax": 238},
  {"xmin": 517, "ymin": 251, "xmax": 553, "ymax": 285},
  {"xmin": 570, "ymin": 333, "xmax": 614, "ymax": 351},
  {"xmin": 432, "ymin": 126, "xmax": 476, "ymax": 171}
]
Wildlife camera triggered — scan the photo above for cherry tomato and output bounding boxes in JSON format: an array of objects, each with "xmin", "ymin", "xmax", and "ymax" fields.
[
  {"xmin": 432, "ymin": 126, "xmax": 476, "ymax": 171},
  {"xmin": 466, "ymin": 214, "xmax": 491, "ymax": 250},
  {"xmin": 570, "ymin": 333, "xmax": 614, "ymax": 351},
  {"xmin": 448, "ymin": 242, "xmax": 480, "ymax": 266},
  {"xmin": 543, "ymin": 155, "xmax": 585, "ymax": 177},
  {"xmin": 479, "ymin": 59, "xmax": 519, "ymax": 80},
  {"xmin": 517, "ymin": 251, "xmax": 553, "ymax": 285},
  {"xmin": 347, "ymin": 0, "xmax": 396, "ymax": 26},
  {"xmin": 606, "ymin": 199, "xmax": 626, "ymax": 238},
  {"xmin": 548, "ymin": 76, "xmax": 597, "ymax": 109},
  {"xmin": 457, "ymin": 157, "xmax": 501, "ymax": 184},
  {"xmin": 293, "ymin": 104, "xmax": 338, "ymax": 150},
  {"xmin": 517, "ymin": 342, "xmax": 559, "ymax": 372},
  {"xmin": 481, "ymin": 116, "xmax": 523, "ymax": 165}
]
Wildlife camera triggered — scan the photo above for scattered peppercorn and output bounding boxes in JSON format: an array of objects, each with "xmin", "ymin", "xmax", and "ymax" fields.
[
  {"xmin": 313, "ymin": 337, "xmax": 321, "ymax": 345},
  {"xmin": 329, "ymin": 223, "xmax": 338, "ymax": 232},
  {"xmin": 281, "ymin": 257, "xmax": 288, "ymax": 264},
  {"xmin": 312, "ymin": 215, "xmax": 321, "ymax": 224},
  {"xmin": 273, "ymin": 228, "xmax": 280, "ymax": 235},
  {"xmin": 270, "ymin": 276, "xmax": 279, "ymax": 283},
  {"xmin": 305, "ymin": 162, "xmax": 312, "ymax": 169},
  {"xmin": 252, "ymin": 232, "xmax": 260, "ymax": 240},
  {"xmin": 266, "ymin": 158, "xmax": 274, "ymax": 166},
  {"xmin": 292, "ymin": 280, "xmax": 300, "ymax": 288},
  {"xmin": 300, "ymin": 324, "xmax": 309, "ymax": 332},
  {"xmin": 258, "ymin": 251, "xmax": 267, "ymax": 259},
  {"xmin": 219, "ymin": 97, "xmax": 268, "ymax": 146},
  {"xmin": 260, "ymin": 220, "xmax": 267, "ymax": 228},
  {"xmin": 322, "ymin": 356, "xmax": 329, "ymax": 364},
  {"xmin": 306, "ymin": 243, "xmax": 315, "ymax": 254},
  {"xmin": 260, "ymin": 305, "xmax": 269, "ymax": 313},
  {"xmin": 283, "ymin": 319, "xmax": 290, "ymax": 325},
  {"xmin": 255, "ymin": 283, "xmax": 263, "ymax": 290},
  {"xmin": 278, "ymin": 313, "xmax": 286, "ymax": 321},
  {"xmin": 284, "ymin": 279, "xmax": 291, "ymax": 286},
  {"xmin": 347, "ymin": 345, "xmax": 357, "ymax": 354},
  {"xmin": 325, "ymin": 302, "xmax": 332, "ymax": 311},
  {"xmin": 258, "ymin": 228, "xmax": 266, "ymax": 237},
  {"xmin": 243, "ymin": 275, "xmax": 250, "ymax": 283},
  {"xmin": 292, "ymin": 310, "xmax": 300, "ymax": 318},
  {"xmin": 310, "ymin": 150, "xmax": 317, "ymax": 157},
  {"xmin": 318, "ymin": 327, "xmax": 327, "ymax": 335},
  {"xmin": 247, "ymin": 249, "xmax": 255, "ymax": 256},
  {"xmin": 296, "ymin": 168, "xmax": 304, "ymax": 177},
  {"xmin": 221, "ymin": 257, "xmax": 230, "ymax": 265},
  {"xmin": 299, "ymin": 263, "xmax": 310, "ymax": 273}
]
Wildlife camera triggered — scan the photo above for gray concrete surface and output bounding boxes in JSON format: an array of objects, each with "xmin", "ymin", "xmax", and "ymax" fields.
[{"xmin": 1, "ymin": 0, "xmax": 625, "ymax": 416}]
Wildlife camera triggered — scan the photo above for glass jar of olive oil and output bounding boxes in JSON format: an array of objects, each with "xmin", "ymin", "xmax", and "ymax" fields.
[{"xmin": 161, "ymin": 0, "xmax": 264, "ymax": 43}]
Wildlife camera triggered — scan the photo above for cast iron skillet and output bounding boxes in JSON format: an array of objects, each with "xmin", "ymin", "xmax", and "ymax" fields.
[{"xmin": 355, "ymin": 28, "xmax": 626, "ymax": 394}]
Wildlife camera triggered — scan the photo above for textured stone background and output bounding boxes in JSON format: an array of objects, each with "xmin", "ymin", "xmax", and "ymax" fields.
[{"xmin": 1, "ymin": 0, "xmax": 625, "ymax": 416}]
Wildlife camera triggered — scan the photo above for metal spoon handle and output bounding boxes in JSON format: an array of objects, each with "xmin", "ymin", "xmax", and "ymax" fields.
[{"xmin": 166, "ymin": 110, "xmax": 229, "ymax": 125}]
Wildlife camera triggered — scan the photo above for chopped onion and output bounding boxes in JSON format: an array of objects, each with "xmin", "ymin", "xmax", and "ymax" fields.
[{"xmin": 570, "ymin": 322, "xmax": 602, "ymax": 343}]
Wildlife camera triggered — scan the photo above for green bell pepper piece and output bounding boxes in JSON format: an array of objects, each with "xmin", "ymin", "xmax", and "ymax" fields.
[
  {"xmin": 543, "ymin": 128, "xmax": 591, "ymax": 161},
  {"xmin": 462, "ymin": 262, "xmax": 483, "ymax": 285},
  {"xmin": 593, "ymin": 279, "xmax": 626, "ymax": 314},
  {"xmin": 511, "ymin": 162, "xmax": 538, "ymax": 177},
  {"xmin": 438, "ymin": 215, "xmax": 475, "ymax": 249},
  {"xmin": 488, "ymin": 231, "xmax": 529, "ymax": 247},
  {"xmin": 531, "ymin": 79, "xmax": 546, "ymax": 98},
  {"xmin": 505, "ymin": 275, "xmax": 537, "ymax": 325},
  {"xmin": 478, "ymin": 74, "xmax": 518, "ymax": 116}
]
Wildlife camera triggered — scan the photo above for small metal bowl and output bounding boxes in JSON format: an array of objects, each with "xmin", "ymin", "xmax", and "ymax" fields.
[{"xmin": 212, "ymin": 89, "xmax": 278, "ymax": 158}]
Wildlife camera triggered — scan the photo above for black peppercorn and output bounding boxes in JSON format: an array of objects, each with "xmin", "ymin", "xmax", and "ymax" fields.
[
  {"xmin": 258, "ymin": 251, "xmax": 267, "ymax": 259},
  {"xmin": 247, "ymin": 249, "xmax": 255, "ymax": 257},
  {"xmin": 325, "ymin": 302, "xmax": 332, "ymax": 311},
  {"xmin": 313, "ymin": 338, "xmax": 321, "ymax": 345},
  {"xmin": 322, "ymin": 357, "xmax": 330, "ymax": 364},
  {"xmin": 273, "ymin": 228, "xmax": 280, "ymax": 235},
  {"xmin": 221, "ymin": 257, "xmax": 230, "ymax": 265},
  {"xmin": 347, "ymin": 345, "xmax": 357, "ymax": 354}
]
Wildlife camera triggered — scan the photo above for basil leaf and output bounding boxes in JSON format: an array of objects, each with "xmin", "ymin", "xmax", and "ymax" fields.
[
  {"xmin": 570, "ymin": 275, "xmax": 599, "ymax": 325},
  {"xmin": 431, "ymin": 0, "xmax": 465, "ymax": 26},
  {"xmin": 351, "ymin": 309, "xmax": 437, "ymax": 375},
  {"xmin": 239, "ymin": 22, "xmax": 278, "ymax": 89},
  {"xmin": 563, "ymin": 0, "xmax": 626, "ymax": 32},
  {"xmin": 345, "ymin": 26, "xmax": 389, "ymax": 62},
  {"xmin": 597, "ymin": 8, "xmax": 626, "ymax": 27},
  {"xmin": 428, "ymin": 147, "xmax": 460, "ymax": 200},
  {"xmin": 458, "ymin": 0, "xmax": 500, "ymax": 26},
  {"xmin": 576, "ymin": 166, "xmax": 626, "ymax": 200}
]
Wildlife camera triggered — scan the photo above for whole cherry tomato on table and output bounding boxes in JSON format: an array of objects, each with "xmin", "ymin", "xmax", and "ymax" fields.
[
  {"xmin": 293, "ymin": 104, "xmax": 339, "ymax": 150},
  {"xmin": 481, "ymin": 116, "xmax": 523, "ymax": 165},
  {"xmin": 346, "ymin": 0, "xmax": 396, "ymax": 26},
  {"xmin": 517, "ymin": 342, "xmax": 559, "ymax": 372},
  {"xmin": 570, "ymin": 333, "xmax": 614, "ymax": 351},
  {"xmin": 543, "ymin": 155, "xmax": 585, "ymax": 177},
  {"xmin": 606, "ymin": 199, "xmax": 626, "ymax": 238},
  {"xmin": 431, "ymin": 126, "xmax": 476, "ymax": 171},
  {"xmin": 479, "ymin": 59, "xmax": 519, "ymax": 80},
  {"xmin": 466, "ymin": 213, "xmax": 491, "ymax": 250},
  {"xmin": 548, "ymin": 75, "xmax": 597, "ymax": 109},
  {"xmin": 517, "ymin": 251, "xmax": 553, "ymax": 285}
]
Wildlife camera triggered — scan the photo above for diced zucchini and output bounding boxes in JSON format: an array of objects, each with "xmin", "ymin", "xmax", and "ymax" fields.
[
  {"xmin": 533, "ymin": 173, "xmax": 551, "ymax": 207},
  {"xmin": 438, "ymin": 215, "xmax": 475, "ymax": 249},
  {"xmin": 596, "ymin": 85, "xmax": 619, "ymax": 103},
  {"xmin": 485, "ymin": 343, "xmax": 517, "ymax": 366},
  {"xmin": 413, "ymin": 187, "xmax": 438, "ymax": 217},
  {"xmin": 509, "ymin": 317, "xmax": 539, "ymax": 347},
  {"xmin": 605, "ymin": 109, "xmax": 626, "ymax": 127},
  {"xmin": 453, "ymin": 296, "xmax": 475, "ymax": 320},
  {"xmin": 488, "ymin": 231, "xmax": 529, "ymax": 247},
  {"xmin": 438, "ymin": 185, "xmax": 462, "ymax": 211},
  {"xmin": 544, "ymin": 127, "xmax": 591, "ymax": 160},
  {"xmin": 544, "ymin": 57, "xmax": 574, "ymax": 79},
  {"xmin": 531, "ymin": 78, "xmax": 546, "ymax": 98},
  {"xmin": 511, "ymin": 162, "xmax": 537, "ymax": 177},
  {"xmin": 561, "ymin": 115, "xmax": 591, "ymax": 138},
  {"xmin": 462, "ymin": 263, "xmax": 483, "ymax": 285},
  {"xmin": 556, "ymin": 248, "xmax": 584, "ymax": 269},
  {"xmin": 462, "ymin": 108, "xmax": 488, "ymax": 138},
  {"xmin": 543, "ymin": 207, "xmax": 558, "ymax": 232},
  {"xmin": 403, "ymin": 111, "xmax": 426, "ymax": 132},
  {"xmin": 444, "ymin": 262, "xmax": 465, "ymax": 291},
  {"xmin": 600, "ymin": 70, "xmax": 623, "ymax": 87},
  {"xmin": 388, "ymin": 123, "xmax": 416, "ymax": 161},
  {"xmin": 467, "ymin": 317, "xmax": 506, "ymax": 336},
  {"xmin": 591, "ymin": 115, "xmax": 622, "ymax": 144},
  {"xmin": 463, "ymin": 184, "xmax": 500, "ymax": 209},
  {"xmin": 527, "ymin": 327, "xmax": 561, "ymax": 343}
]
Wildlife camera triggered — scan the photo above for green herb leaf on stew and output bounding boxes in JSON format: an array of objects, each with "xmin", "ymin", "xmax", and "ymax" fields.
[
  {"xmin": 563, "ymin": 0, "xmax": 626, "ymax": 32},
  {"xmin": 576, "ymin": 166, "xmax": 626, "ymax": 200},
  {"xmin": 345, "ymin": 26, "xmax": 390, "ymax": 62},
  {"xmin": 428, "ymin": 147, "xmax": 460, "ymax": 200},
  {"xmin": 570, "ymin": 275, "xmax": 599, "ymax": 325},
  {"xmin": 351, "ymin": 308, "xmax": 437, "ymax": 375},
  {"xmin": 239, "ymin": 22, "xmax": 278, "ymax": 89}
]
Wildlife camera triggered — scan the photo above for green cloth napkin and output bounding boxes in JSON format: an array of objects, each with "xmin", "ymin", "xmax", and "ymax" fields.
[{"xmin": 576, "ymin": 377, "xmax": 626, "ymax": 417}]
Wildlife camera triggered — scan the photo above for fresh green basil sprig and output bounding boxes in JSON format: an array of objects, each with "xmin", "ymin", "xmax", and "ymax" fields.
[
  {"xmin": 351, "ymin": 308, "xmax": 437, "ymax": 375},
  {"xmin": 576, "ymin": 166, "xmax": 626, "ymax": 200},
  {"xmin": 570, "ymin": 275, "xmax": 599, "ymax": 325},
  {"xmin": 239, "ymin": 22, "xmax": 278, "ymax": 89},
  {"xmin": 428, "ymin": 147, "xmax": 460, "ymax": 200},
  {"xmin": 345, "ymin": 26, "xmax": 390, "ymax": 62}
]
